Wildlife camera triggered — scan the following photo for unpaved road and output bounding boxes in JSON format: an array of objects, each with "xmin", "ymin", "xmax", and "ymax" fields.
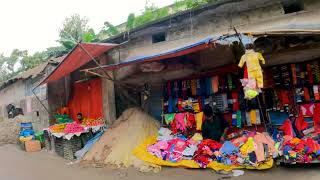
[{"xmin": 0, "ymin": 144, "xmax": 319, "ymax": 180}]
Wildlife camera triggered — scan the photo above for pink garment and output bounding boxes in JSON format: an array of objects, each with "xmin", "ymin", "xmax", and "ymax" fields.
[
  {"xmin": 147, "ymin": 141, "xmax": 169, "ymax": 159},
  {"xmin": 253, "ymin": 133, "xmax": 276, "ymax": 162},
  {"xmin": 175, "ymin": 113, "xmax": 187, "ymax": 132},
  {"xmin": 165, "ymin": 138, "xmax": 188, "ymax": 162}
]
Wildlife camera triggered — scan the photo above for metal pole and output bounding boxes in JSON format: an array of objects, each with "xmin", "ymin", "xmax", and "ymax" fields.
[{"xmin": 77, "ymin": 43, "xmax": 140, "ymax": 106}]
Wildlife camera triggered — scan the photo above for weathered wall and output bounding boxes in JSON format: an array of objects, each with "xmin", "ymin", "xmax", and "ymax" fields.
[
  {"xmin": 0, "ymin": 78, "xmax": 50, "ymax": 144},
  {"xmin": 113, "ymin": 0, "xmax": 320, "ymax": 64},
  {"xmin": 0, "ymin": 63, "xmax": 57, "ymax": 144}
]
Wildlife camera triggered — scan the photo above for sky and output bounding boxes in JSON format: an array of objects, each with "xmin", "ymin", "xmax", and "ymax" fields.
[{"xmin": 0, "ymin": 0, "xmax": 174, "ymax": 56}]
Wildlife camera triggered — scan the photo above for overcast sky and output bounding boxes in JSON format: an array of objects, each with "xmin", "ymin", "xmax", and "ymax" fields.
[{"xmin": 0, "ymin": 0, "xmax": 174, "ymax": 56}]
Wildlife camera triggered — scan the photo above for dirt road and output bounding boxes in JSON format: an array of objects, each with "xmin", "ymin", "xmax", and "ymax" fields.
[{"xmin": 0, "ymin": 144, "xmax": 319, "ymax": 180}]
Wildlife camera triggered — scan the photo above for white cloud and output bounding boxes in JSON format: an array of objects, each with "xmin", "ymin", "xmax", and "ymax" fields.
[{"xmin": 0, "ymin": 0, "xmax": 174, "ymax": 55}]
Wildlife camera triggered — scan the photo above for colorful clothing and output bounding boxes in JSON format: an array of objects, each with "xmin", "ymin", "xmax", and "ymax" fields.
[
  {"xmin": 195, "ymin": 112, "xmax": 204, "ymax": 131},
  {"xmin": 175, "ymin": 113, "xmax": 186, "ymax": 132},
  {"xmin": 253, "ymin": 133, "xmax": 276, "ymax": 162},
  {"xmin": 212, "ymin": 76, "xmax": 219, "ymax": 93},
  {"xmin": 250, "ymin": 110, "xmax": 257, "ymax": 125},
  {"xmin": 238, "ymin": 49, "xmax": 265, "ymax": 88}
]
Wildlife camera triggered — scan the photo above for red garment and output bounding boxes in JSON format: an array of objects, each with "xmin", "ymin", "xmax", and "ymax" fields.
[
  {"xmin": 244, "ymin": 64, "xmax": 248, "ymax": 79},
  {"xmin": 307, "ymin": 64, "xmax": 314, "ymax": 84},
  {"xmin": 186, "ymin": 112, "xmax": 195, "ymax": 129},
  {"xmin": 305, "ymin": 138, "xmax": 316, "ymax": 154},
  {"xmin": 295, "ymin": 112, "xmax": 309, "ymax": 133},
  {"xmin": 68, "ymin": 78, "xmax": 103, "ymax": 122},
  {"xmin": 313, "ymin": 103, "xmax": 320, "ymax": 130},
  {"xmin": 280, "ymin": 90, "xmax": 290, "ymax": 105},
  {"xmin": 280, "ymin": 119, "xmax": 295, "ymax": 138},
  {"xmin": 193, "ymin": 139, "xmax": 222, "ymax": 168},
  {"xmin": 171, "ymin": 120, "xmax": 177, "ymax": 134},
  {"xmin": 178, "ymin": 98, "xmax": 183, "ymax": 112},
  {"xmin": 198, "ymin": 96, "xmax": 203, "ymax": 112},
  {"xmin": 232, "ymin": 91, "xmax": 240, "ymax": 111},
  {"xmin": 304, "ymin": 87, "xmax": 311, "ymax": 102},
  {"xmin": 300, "ymin": 104, "xmax": 314, "ymax": 117}
]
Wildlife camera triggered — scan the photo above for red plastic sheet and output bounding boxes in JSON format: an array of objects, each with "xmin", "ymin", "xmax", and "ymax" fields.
[
  {"xmin": 41, "ymin": 42, "xmax": 117, "ymax": 85},
  {"xmin": 68, "ymin": 78, "xmax": 103, "ymax": 122}
]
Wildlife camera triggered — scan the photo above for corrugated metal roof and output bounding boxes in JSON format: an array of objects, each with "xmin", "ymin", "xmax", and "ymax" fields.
[{"xmin": 0, "ymin": 56, "xmax": 65, "ymax": 90}]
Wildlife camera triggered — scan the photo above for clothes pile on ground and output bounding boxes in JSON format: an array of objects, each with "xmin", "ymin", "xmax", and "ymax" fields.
[
  {"xmin": 146, "ymin": 127, "xmax": 275, "ymax": 169},
  {"xmin": 272, "ymin": 120, "xmax": 320, "ymax": 164},
  {"xmin": 81, "ymin": 108, "xmax": 161, "ymax": 172}
]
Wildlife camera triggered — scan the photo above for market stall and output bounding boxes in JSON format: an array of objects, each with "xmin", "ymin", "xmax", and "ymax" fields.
[
  {"xmin": 45, "ymin": 115, "xmax": 106, "ymax": 160},
  {"xmin": 83, "ymin": 32, "xmax": 320, "ymax": 170}
]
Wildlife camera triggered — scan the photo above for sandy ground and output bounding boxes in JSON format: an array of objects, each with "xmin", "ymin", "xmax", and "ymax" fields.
[{"xmin": 0, "ymin": 144, "xmax": 319, "ymax": 180}]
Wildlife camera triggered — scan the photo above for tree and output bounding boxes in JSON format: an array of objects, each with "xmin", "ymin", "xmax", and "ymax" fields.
[
  {"xmin": 97, "ymin": 21, "xmax": 120, "ymax": 40},
  {"xmin": 82, "ymin": 28, "xmax": 98, "ymax": 42},
  {"xmin": 20, "ymin": 51, "xmax": 47, "ymax": 70},
  {"xmin": 58, "ymin": 14, "xmax": 90, "ymax": 50},
  {"xmin": 46, "ymin": 46, "xmax": 69, "ymax": 58},
  {"xmin": 126, "ymin": 13, "xmax": 135, "ymax": 31}
]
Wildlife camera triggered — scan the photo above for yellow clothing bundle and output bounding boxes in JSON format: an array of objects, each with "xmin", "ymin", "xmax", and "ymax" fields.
[
  {"xmin": 238, "ymin": 49, "xmax": 265, "ymax": 88},
  {"xmin": 195, "ymin": 112, "xmax": 204, "ymax": 130},
  {"xmin": 240, "ymin": 137, "xmax": 255, "ymax": 156}
]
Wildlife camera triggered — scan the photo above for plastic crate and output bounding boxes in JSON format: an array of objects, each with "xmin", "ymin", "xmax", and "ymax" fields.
[{"xmin": 54, "ymin": 136, "xmax": 82, "ymax": 160}]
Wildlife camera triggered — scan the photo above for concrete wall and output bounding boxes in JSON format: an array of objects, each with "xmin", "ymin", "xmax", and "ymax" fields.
[{"xmin": 113, "ymin": 0, "xmax": 320, "ymax": 64}]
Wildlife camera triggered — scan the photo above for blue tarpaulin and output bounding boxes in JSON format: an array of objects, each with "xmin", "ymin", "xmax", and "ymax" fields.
[{"xmin": 100, "ymin": 34, "xmax": 247, "ymax": 71}]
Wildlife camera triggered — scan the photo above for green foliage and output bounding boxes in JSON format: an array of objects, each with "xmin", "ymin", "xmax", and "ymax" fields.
[
  {"xmin": 83, "ymin": 28, "xmax": 98, "ymax": 42},
  {"xmin": 122, "ymin": 0, "xmax": 213, "ymax": 33},
  {"xmin": 97, "ymin": 21, "xmax": 120, "ymax": 39},
  {"xmin": 20, "ymin": 51, "xmax": 47, "ymax": 70},
  {"xmin": 58, "ymin": 14, "xmax": 94, "ymax": 50},
  {"xmin": 46, "ymin": 46, "xmax": 68, "ymax": 58},
  {"xmin": 126, "ymin": 13, "xmax": 135, "ymax": 31},
  {"xmin": 134, "ymin": 4, "xmax": 170, "ymax": 27}
]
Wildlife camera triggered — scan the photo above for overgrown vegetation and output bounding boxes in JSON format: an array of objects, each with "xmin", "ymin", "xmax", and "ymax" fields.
[{"xmin": 0, "ymin": 0, "xmax": 215, "ymax": 83}]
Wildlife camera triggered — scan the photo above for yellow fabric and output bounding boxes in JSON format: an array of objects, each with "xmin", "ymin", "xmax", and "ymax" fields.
[
  {"xmin": 19, "ymin": 136, "xmax": 33, "ymax": 142},
  {"xmin": 238, "ymin": 50, "xmax": 265, "ymax": 70},
  {"xmin": 193, "ymin": 103, "xmax": 200, "ymax": 113},
  {"xmin": 240, "ymin": 137, "xmax": 255, "ymax": 156},
  {"xmin": 250, "ymin": 110, "xmax": 257, "ymax": 124},
  {"xmin": 238, "ymin": 50, "xmax": 265, "ymax": 88},
  {"xmin": 195, "ymin": 112, "xmax": 204, "ymax": 130},
  {"xmin": 191, "ymin": 133, "xmax": 203, "ymax": 141},
  {"xmin": 133, "ymin": 136, "xmax": 273, "ymax": 171},
  {"xmin": 248, "ymin": 70, "xmax": 264, "ymax": 88}
]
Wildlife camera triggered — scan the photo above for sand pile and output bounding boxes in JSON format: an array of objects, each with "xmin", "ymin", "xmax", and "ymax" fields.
[{"xmin": 82, "ymin": 108, "xmax": 161, "ymax": 172}]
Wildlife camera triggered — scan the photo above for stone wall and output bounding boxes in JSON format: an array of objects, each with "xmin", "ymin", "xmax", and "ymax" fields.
[{"xmin": 0, "ymin": 76, "xmax": 50, "ymax": 144}]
